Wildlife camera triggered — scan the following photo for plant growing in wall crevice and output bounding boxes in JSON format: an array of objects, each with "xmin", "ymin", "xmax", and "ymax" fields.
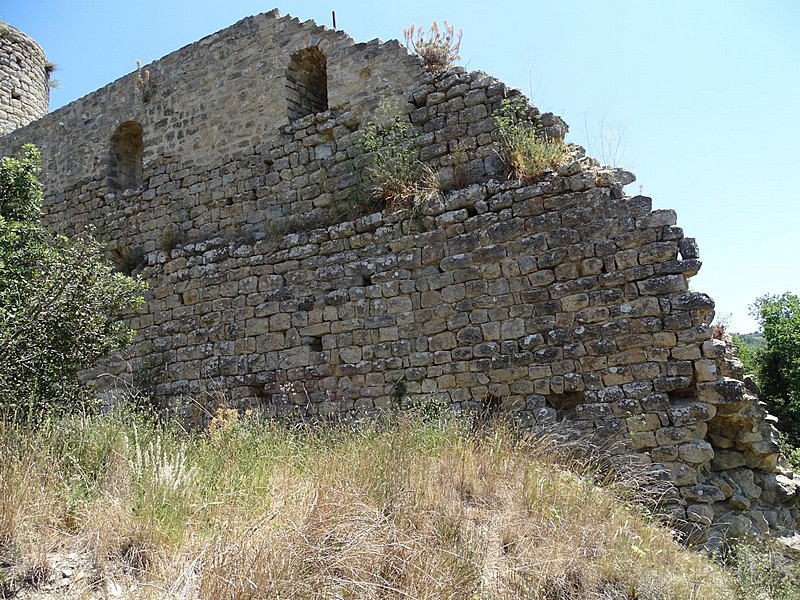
[
  {"xmin": 158, "ymin": 224, "xmax": 186, "ymax": 253},
  {"xmin": 494, "ymin": 95, "xmax": 569, "ymax": 182},
  {"xmin": 45, "ymin": 62, "xmax": 60, "ymax": 89},
  {"xmin": 355, "ymin": 99, "xmax": 441, "ymax": 212},
  {"xmin": 451, "ymin": 147, "xmax": 471, "ymax": 190},
  {"xmin": 135, "ymin": 60, "xmax": 155, "ymax": 103},
  {"xmin": 111, "ymin": 244, "xmax": 146, "ymax": 276},
  {"xmin": 404, "ymin": 21, "xmax": 462, "ymax": 72}
]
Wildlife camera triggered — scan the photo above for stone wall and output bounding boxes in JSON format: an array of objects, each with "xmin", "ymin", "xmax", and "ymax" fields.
[
  {"xmin": 0, "ymin": 21, "xmax": 49, "ymax": 136},
  {"xmin": 1, "ymin": 10, "xmax": 797, "ymax": 542},
  {"xmin": 0, "ymin": 10, "xmax": 423, "ymax": 194}
]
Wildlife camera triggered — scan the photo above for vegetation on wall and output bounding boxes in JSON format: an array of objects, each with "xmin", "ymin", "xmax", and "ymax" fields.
[
  {"xmin": 404, "ymin": 21, "xmax": 462, "ymax": 72},
  {"xmin": 0, "ymin": 145, "xmax": 145, "ymax": 421},
  {"xmin": 494, "ymin": 96, "xmax": 569, "ymax": 181},
  {"xmin": 135, "ymin": 60, "xmax": 155, "ymax": 102},
  {"xmin": 355, "ymin": 99, "xmax": 440, "ymax": 211}
]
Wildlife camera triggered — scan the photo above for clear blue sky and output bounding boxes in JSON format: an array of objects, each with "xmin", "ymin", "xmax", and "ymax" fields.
[{"xmin": 4, "ymin": 1, "xmax": 798, "ymax": 333}]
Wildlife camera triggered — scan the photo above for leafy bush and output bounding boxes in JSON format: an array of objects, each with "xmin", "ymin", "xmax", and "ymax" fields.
[
  {"xmin": 732, "ymin": 332, "xmax": 760, "ymax": 378},
  {"xmin": 356, "ymin": 100, "xmax": 440, "ymax": 210},
  {"xmin": 494, "ymin": 96, "xmax": 569, "ymax": 181},
  {"xmin": 0, "ymin": 145, "xmax": 145, "ymax": 421},
  {"xmin": 743, "ymin": 293, "xmax": 800, "ymax": 447},
  {"xmin": 404, "ymin": 21, "xmax": 462, "ymax": 72}
]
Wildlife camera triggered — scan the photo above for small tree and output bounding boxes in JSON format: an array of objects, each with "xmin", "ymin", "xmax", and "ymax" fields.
[
  {"xmin": 0, "ymin": 145, "xmax": 145, "ymax": 420},
  {"xmin": 731, "ymin": 331, "xmax": 762, "ymax": 378},
  {"xmin": 746, "ymin": 293, "xmax": 800, "ymax": 446}
]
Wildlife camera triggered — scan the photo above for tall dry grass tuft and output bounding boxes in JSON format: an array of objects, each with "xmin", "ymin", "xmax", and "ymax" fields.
[
  {"xmin": 0, "ymin": 409, "xmax": 743, "ymax": 598},
  {"xmin": 0, "ymin": 418, "xmax": 75, "ymax": 595},
  {"xmin": 494, "ymin": 95, "xmax": 570, "ymax": 182},
  {"xmin": 0, "ymin": 434, "xmax": 31, "ymax": 550}
]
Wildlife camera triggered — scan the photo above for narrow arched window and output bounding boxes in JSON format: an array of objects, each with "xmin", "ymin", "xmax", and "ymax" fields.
[
  {"xmin": 286, "ymin": 47, "xmax": 328, "ymax": 121},
  {"xmin": 109, "ymin": 121, "xmax": 143, "ymax": 192}
]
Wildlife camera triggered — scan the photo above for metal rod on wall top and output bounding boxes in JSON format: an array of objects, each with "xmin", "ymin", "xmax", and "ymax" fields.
[{"xmin": 332, "ymin": 11, "xmax": 336, "ymax": 29}]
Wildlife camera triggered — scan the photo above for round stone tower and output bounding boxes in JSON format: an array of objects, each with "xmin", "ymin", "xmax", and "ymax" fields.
[{"xmin": 0, "ymin": 21, "xmax": 49, "ymax": 136}]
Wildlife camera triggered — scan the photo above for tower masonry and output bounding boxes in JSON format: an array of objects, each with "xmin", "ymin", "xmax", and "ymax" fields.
[{"xmin": 0, "ymin": 21, "xmax": 50, "ymax": 136}]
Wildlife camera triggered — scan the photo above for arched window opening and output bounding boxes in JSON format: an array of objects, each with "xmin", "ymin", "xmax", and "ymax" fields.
[
  {"xmin": 109, "ymin": 121, "xmax": 143, "ymax": 192},
  {"xmin": 286, "ymin": 47, "xmax": 328, "ymax": 121}
]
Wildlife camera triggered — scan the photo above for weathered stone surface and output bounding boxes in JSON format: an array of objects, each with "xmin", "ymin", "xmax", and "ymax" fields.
[
  {"xmin": 711, "ymin": 450, "xmax": 748, "ymax": 471},
  {"xmin": 687, "ymin": 503, "xmax": 714, "ymax": 524},
  {"xmin": 696, "ymin": 378, "xmax": 747, "ymax": 405},
  {"xmin": 671, "ymin": 292, "xmax": 714, "ymax": 313},
  {"xmin": 678, "ymin": 442, "xmax": 715, "ymax": 464},
  {"xmin": 661, "ymin": 462, "xmax": 697, "ymax": 486},
  {"xmin": 669, "ymin": 401, "xmax": 716, "ymax": 426},
  {"xmin": 678, "ymin": 238, "xmax": 700, "ymax": 260},
  {"xmin": 723, "ymin": 514, "xmax": 755, "ymax": 538},
  {"xmin": 761, "ymin": 474, "xmax": 800, "ymax": 504},
  {"xmin": 683, "ymin": 484, "xmax": 726, "ymax": 504},
  {"xmin": 728, "ymin": 494, "xmax": 750, "ymax": 511},
  {"xmin": 655, "ymin": 427, "xmax": 694, "ymax": 446},
  {"xmin": 726, "ymin": 468, "xmax": 763, "ymax": 500},
  {"xmin": 627, "ymin": 413, "xmax": 661, "ymax": 432},
  {"xmin": 0, "ymin": 22, "xmax": 49, "ymax": 135},
  {"xmin": 694, "ymin": 359, "xmax": 718, "ymax": 382},
  {"xmin": 629, "ymin": 431, "xmax": 657, "ymax": 450}
]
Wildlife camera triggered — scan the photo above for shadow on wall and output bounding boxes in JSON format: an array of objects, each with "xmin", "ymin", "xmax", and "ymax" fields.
[
  {"xmin": 109, "ymin": 121, "xmax": 143, "ymax": 193},
  {"xmin": 286, "ymin": 46, "xmax": 328, "ymax": 121}
]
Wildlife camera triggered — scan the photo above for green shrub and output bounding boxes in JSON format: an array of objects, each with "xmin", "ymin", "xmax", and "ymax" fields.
[
  {"xmin": 494, "ymin": 96, "xmax": 569, "ymax": 181},
  {"xmin": 356, "ymin": 100, "xmax": 440, "ymax": 210},
  {"xmin": 732, "ymin": 332, "xmax": 760, "ymax": 377},
  {"xmin": 744, "ymin": 293, "xmax": 800, "ymax": 447},
  {"xmin": 0, "ymin": 145, "xmax": 145, "ymax": 421}
]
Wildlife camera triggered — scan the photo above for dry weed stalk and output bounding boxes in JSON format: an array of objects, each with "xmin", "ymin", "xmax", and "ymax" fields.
[
  {"xmin": 404, "ymin": 21, "xmax": 462, "ymax": 72},
  {"xmin": 135, "ymin": 59, "xmax": 154, "ymax": 102},
  {"xmin": 356, "ymin": 99, "xmax": 442, "ymax": 213}
]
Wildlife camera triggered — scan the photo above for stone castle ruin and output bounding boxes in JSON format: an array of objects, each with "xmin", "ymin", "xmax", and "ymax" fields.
[
  {"xmin": 0, "ymin": 22, "xmax": 50, "ymax": 135},
  {"xmin": 1, "ymin": 9, "xmax": 798, "ymax": 541}
]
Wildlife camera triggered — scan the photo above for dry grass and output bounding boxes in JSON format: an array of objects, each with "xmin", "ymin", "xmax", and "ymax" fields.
[
  {"xmin": 371, "ymin": 162, "xmax": 442, "ymax": 213},
  {"xmin": 500, "ymin": 127, "xmax": 570, "ymax": 183},
  {"xmin": 493, "ymin": 96, "xmax": 570, "ymax": 182},
  {"xmin": 355, "ymin": 99, "xmax": 442, "ymax": 214},
  {"xmin": 0, "ymin": 409, "xmax": 741, "ymax": 599}
]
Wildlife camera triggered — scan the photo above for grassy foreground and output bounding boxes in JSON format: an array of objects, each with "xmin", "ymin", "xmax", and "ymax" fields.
[{"xmin": 0, "ymin": 408, "xmax": 795, "ymax": 599}]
